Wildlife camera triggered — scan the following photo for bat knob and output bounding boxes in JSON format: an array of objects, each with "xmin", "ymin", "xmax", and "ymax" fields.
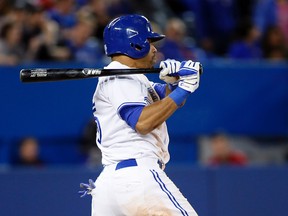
[{"xmin": 199, "ymin": 64, "xmax": 204, "ymax": 75}]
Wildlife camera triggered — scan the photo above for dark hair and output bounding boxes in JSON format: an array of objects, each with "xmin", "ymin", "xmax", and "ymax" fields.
[{"xmin": 0, "ymin": 22, "xmax": 14, "ymax": 39}]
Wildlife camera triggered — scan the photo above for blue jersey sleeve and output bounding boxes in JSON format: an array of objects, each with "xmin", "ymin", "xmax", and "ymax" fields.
[{"xmin": 118, "ymin": 104, "xmax": 145, "ymax": 130}]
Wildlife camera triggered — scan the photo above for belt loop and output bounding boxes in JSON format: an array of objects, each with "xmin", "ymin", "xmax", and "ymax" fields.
[{"xmin": 157, "ymin": 160, "xmax": 165, "ymax": 170}]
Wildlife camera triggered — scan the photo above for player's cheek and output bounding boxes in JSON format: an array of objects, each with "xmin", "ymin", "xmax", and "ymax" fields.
[
  {"xmin": 151, "ymin": 44, "xmax": 157, "ymax": 53},
  {"xmin": 151, "ymin": 46, "xmax": 157, "ymax": 64}
]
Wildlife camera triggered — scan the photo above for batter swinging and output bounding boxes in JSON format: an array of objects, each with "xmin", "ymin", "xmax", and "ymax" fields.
[{"xmin": 79, "ymin": 14, "xmax": 201, "ymax": 216}]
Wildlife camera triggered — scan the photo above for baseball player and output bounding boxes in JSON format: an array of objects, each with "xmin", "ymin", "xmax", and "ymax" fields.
[{"xmin": 79, "ymin": 14, "xmax": 201, "ymax": 216}]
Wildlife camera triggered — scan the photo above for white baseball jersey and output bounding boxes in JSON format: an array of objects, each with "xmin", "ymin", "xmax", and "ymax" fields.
[
  {"xmin": 90, "ymin": 61, "xmax": 198, "ymax": 216},
  {"xmin": 92, "ymin": 61, "xmax": 170, "ymax": 166}
]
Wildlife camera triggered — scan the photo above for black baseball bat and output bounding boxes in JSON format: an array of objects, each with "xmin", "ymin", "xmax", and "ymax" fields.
[
  {"xmin": 20, "ymin": 68, "xmax": 162, "ymax": 82},
  {"xmin": 20, "ymin": 65, "xmax": 203, "ymax": 83}
]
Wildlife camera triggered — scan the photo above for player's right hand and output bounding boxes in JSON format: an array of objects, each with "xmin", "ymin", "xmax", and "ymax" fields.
[
  {"xmin": 159, "ymin": 59, "xmax": 181, "ymax": 84},
  {"xmin": 177, "ymin": 60, "xmax": 201, "ymax": 93}
]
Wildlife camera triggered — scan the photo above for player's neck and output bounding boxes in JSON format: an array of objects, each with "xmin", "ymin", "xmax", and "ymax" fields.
[{"xmin": 111, "ymin": 55, "xmax": 138, "ymax": 68}]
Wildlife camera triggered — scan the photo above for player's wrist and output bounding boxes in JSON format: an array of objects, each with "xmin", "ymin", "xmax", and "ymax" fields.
[
  {"xmin": 168, "ymin": 87, "xmax": 190, "ymax": 106},
  {"xmin": 167, "ymin": 82, "xmax": 178, "ymax": 91}
]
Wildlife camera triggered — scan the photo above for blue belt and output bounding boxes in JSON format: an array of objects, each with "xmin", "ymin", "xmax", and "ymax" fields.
[
  {"xmin": 115, "ymin": 159, "xmax": 137, "ymax": 170},
  {"xmin": 115, "ymin": 159, "xmax": 164, "ymax": 170}
]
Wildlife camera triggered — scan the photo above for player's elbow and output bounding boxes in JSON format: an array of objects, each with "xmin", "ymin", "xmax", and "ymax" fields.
[{"xmin": 135, "ymin": 122, "xmax": 154, "ymax": 135}]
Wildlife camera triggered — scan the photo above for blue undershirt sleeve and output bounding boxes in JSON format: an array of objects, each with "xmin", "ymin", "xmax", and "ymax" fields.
[
  {"xmin": 118, "ymin": 104, "xmax": 145, "ymax": 130},
  {"xmin": 153, "ymin": 83, "xmax": 166, "ymax": 99}
]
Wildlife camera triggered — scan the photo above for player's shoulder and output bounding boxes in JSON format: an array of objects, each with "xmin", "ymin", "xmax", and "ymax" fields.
[
  {"xmin": 101, "ymin": 61, "xmax": 149, "ymax": 83},
  {"xmin": 104, "ymin": 61, "xmax": 129, "ymax": 70}
]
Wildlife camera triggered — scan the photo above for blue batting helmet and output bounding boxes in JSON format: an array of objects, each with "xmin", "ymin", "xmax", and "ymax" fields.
[{"xmin": 103, "ymin": 14, "xmax": 165, "ymax": 59}]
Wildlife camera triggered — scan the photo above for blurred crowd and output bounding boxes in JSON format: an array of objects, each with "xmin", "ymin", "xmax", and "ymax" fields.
[
  {"xmin": 2, "ymin": 0, "xmax": 288, "ymax": 168},
  {"xmin": 0, "ymin": 0, "xmax": 288, "ymax": 66}
]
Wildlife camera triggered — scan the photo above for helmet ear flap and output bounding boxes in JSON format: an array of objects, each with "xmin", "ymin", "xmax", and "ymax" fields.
[
  {"xmin": 129, "ymin": 40, "xmax": 150, "ymax": 58},
  {"xmin": 130, "ymin": 43, "xmax": 143, "ymax": 51}
]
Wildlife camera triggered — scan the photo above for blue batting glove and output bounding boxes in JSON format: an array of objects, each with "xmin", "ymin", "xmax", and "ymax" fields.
[
  {"xmin": 78, "ymin": 179, "xmax": 96, "ymax": 198},
  {"xmin": 159, "ymin": 59, "xmax": 181, "ymax": 86},
  {"xmin": 178, "ymin": 60, "xmax": 200, "ymax": 77},
  {"xmin": 177, "ymin": 60, "xmax": 201, "ymax": 93}
]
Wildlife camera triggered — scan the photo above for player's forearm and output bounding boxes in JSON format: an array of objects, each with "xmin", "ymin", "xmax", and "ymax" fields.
[
  {"xmin": 135, "ymin": 96, "xmax": 178, "ymax": 135},
  {"xmin": 165, "ymin": 84, "xmax": 172, "ymax": 96}
]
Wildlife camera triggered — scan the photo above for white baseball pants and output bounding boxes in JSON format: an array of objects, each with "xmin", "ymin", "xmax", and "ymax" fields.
[{"xmin": 91, "ymin": 158, "xmax": 198, "ymax": 216}]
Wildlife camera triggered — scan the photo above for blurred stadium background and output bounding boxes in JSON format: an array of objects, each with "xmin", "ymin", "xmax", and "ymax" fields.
[{"xmin": 0, "ymin": 0, "xmax": 288, "ymax": 216}]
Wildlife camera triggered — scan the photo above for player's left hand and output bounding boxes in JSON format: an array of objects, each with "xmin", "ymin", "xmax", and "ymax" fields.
[
  {"xmin": 159, "ymin": 59, "xmax": 181, "ymax": 84},
  {"xmin": 178, "ymin": 60, "xmax": 202, "ymax": 77},
  {"xmin": 177, "ymin": 60, "xmax": 201, "ymax": 93},
  {"xmin": 78, "ymin": 179, "xmax": 96, "ymax": 197}
]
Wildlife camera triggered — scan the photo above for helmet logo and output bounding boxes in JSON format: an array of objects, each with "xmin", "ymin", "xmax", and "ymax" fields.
[{"xmin": 126, "ymin": 28, "xmax": 139, "ymax": 38}]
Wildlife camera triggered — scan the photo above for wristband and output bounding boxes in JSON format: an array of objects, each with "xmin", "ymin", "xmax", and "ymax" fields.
[{"xmin": 168, "ymin": 87, "xmax": 190, "ymax": 106}]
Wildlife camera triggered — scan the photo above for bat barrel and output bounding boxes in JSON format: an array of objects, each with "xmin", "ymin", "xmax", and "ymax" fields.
[{"xmin": 20, "ymin": 68, "xmax": 89, "ymax": 82}]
